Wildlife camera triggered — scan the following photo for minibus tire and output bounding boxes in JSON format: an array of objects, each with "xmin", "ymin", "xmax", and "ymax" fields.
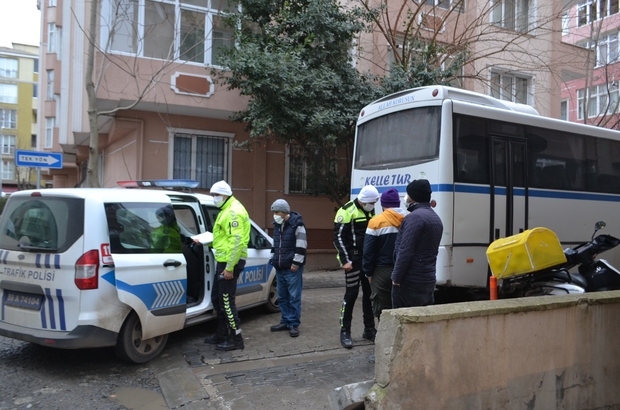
[
  {"xmin": 115, "ymin": 311, "xmax": 169, "ymax": 364},
  {"xmin": 265, "ymin": 278, "xmax": 280, "ymax": 313}
]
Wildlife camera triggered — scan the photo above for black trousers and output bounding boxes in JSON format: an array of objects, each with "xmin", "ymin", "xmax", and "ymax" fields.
[
  {"xmin": 340, "ymin": 269, "xmax": 375, "ymax": 331},
  {"xmin": 212, "ymin": 260, "xmax": 245, "ymax": 334}
]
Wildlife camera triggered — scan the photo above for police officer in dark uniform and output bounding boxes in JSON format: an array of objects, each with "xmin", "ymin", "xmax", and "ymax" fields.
[{"xmin": 333, "ymin": 185, "xmax": 380, "ymax": 348}]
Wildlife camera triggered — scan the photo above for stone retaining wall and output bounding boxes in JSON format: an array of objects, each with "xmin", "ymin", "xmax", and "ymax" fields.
[{"xmin": 366, "ymin": 292, "xmax": 620, "ymax": 409}]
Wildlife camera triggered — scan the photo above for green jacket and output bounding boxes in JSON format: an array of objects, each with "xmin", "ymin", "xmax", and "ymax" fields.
[{"xmin": 213, "ymin": 196, "xmax": 250, "ymax": 271}]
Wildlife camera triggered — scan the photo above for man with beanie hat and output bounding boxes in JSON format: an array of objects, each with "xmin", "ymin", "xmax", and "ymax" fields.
[
  {"xmin": 333, "ymin": 185, "xmax": 379, "ymax": 348},
  {"xmin": 363, "ymin": 188, "xmax": 407, "ymax": 320},
  {"xmin": 392, "ymin": 179, "xmax": 443, "ymax": 308},
  {"xmin": 269, "ymin": 199, "xmax": 307, "ymax": 338},
  {"xmin": 200, "ymin": 180, "xmax": 250, "ymax": 351}
]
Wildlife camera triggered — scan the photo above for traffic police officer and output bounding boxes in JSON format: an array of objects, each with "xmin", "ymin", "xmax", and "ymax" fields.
[{"xmin": 333, "ymin": 185, "xmax": 379, "ymax": 348}]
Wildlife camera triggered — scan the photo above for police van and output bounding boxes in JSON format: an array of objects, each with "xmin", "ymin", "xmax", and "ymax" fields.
[{"xmin": 0, "ymin": 181, "xmax": 277, "ymax": 363}]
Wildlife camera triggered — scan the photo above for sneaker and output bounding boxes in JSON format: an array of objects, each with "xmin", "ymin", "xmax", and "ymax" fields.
[
  {"xmin": 270, "ymin": 323, "xmax": 288, "ymax": 332},
  {"xmin": 289, "ymin": 326, "xmax": 299, "ymax": 338},
  {"xmin": 362, "ymin": 327, "xmax": 377, "ymax": 342},
  {"xmin": 340, "ymin": 329, "xmax": 353, "ymax": 349}
]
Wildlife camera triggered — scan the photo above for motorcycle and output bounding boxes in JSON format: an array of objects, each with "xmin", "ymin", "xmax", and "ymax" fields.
[{"xmin": 494, "ymin": 221, "xmax": 620, "ymax": 297}]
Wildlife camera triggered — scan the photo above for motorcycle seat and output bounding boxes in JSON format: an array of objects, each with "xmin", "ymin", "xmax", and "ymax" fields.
[{"xmin": 553, "ymin": 270, "xmax": 588, "ymax": 289}]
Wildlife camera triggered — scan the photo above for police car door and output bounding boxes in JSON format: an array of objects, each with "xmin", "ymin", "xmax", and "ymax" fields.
[{"xmin": 104, "ymin": 201, "xmax": 186, "ymax": 340}]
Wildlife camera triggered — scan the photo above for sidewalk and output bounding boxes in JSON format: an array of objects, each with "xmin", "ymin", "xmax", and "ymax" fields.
[{"xmin": 154, "ymin": 269, "xmax": 375, "ymax": 410}]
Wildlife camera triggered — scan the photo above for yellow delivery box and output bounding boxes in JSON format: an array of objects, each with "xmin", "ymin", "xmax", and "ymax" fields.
[{"xmin": 486, "ymin": 227, "xmax": 567, "ymax": 279}]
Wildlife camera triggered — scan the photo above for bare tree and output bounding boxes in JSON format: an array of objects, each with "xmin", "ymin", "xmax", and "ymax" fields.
[{"xmin": 355, "ymin": 0, "xmax": 586, "ymax": 113}]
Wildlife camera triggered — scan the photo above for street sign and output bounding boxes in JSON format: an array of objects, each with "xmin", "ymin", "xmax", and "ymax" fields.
[{"xmin": 15, "ymin": 150, "xmax": 63, "ymax": 169}]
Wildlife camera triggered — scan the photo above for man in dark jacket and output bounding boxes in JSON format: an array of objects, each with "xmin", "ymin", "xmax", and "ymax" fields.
[
  {"xmin": 391, "ymin": 180, "xmax": 443, "ymax": 308},
  {"xmin": 269, "ymin": 199, "xmax": 307, "ymax": 338}
]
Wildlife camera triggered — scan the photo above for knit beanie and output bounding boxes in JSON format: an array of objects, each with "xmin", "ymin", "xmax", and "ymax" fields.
[
  {"xmin": 210, "ymin": 180, "xmax": 233, "ymax": 196},
  {"xmin": 357, "ymin": 185, "xmax": 380, "ymax": 203},
  {"xmin": 271, "ymin": 199, "xmax": 290, "ymax": 213},
  {"xmin": 406, "ymin": 179, "xmax": 432, "ymax": 203},
  {"xmin": 380, "ymin": 188, "xmax": 401, "ymax": 208}
]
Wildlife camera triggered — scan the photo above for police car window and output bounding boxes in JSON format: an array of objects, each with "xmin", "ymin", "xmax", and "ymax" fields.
[
  {"xmin": 0, "ymin": 197, "xmax": 84, "ymax": 253},
  {"xmin": 105, "ymin": 203, "xmax": 182, "ymax": 254},
  {"xmin": 201, "ymin": 205, "xmax": 219, "ymax": 232},
  {"xmin": 249, "ymin": 226, "xmax": 269, "ymax": 249},
  {"xmin": 173, "ymin": 206, "xmax": 199, "ymax": 236}
]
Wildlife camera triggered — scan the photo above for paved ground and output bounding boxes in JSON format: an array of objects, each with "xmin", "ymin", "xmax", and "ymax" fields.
[{"xmin": 151, "ymin": 269, "xmax": 376, "ymax": 410}]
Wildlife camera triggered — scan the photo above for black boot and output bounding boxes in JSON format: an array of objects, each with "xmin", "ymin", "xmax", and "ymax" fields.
[
  {"xmin": 340, "ymin": 329, "xmax": 353, "ymax": 349},
  {"xmin": 204, "ymin": 327, "xmax": 228, "ymax": 345},
  {"xmin": 216, "ymin": 332, "xmax": 244, "ymax": 351},
  {"xmin": 362, "ymin": 327, "xmax": 377, "ymax": 342}
]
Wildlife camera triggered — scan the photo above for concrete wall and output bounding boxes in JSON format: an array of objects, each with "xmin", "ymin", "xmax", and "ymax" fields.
[{"xmin": 366, "ymin": 292, "xmax": 620, "ymax": 410}]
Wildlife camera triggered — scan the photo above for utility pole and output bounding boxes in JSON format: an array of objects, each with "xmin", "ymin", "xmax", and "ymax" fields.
[{"xmin": 0, "ymin": 123, "xmax": 4, "ymax": 196}]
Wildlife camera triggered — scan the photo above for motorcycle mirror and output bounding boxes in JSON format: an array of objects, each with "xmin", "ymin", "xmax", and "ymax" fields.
[{"xmin": 592, "ymin": 221, "xmax": 606, "ymax": 240}]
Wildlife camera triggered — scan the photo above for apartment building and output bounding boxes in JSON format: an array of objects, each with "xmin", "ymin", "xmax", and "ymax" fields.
[
  {"xmin": 560, "ymin": 0, "xmax": 620, "ymax": 128},
  {"xmin": 37, "ymin": 0, "xmax": 582, "ymax": 262},
  {"xmin": 0, "ymin": 43, "xmax": 39, "ymax": 195}
]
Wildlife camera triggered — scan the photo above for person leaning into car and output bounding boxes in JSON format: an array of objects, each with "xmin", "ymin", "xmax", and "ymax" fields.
[{"xmin": 196, "ymin": 180, "xmax": 250, "ymax": 352}]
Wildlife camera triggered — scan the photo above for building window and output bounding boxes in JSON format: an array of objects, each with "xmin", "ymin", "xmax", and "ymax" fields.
[
  {"xmin": 45, "ymin": 117, "xmax": 55, "ymax": 148},
  {"xmin": 33, "ymin": 58, "xmax": 38, "ymax": 73},
  {"xmin": 49, "ymin": 0, "xmax": 57, "ymax": 6},
  {"xmin": 2, "ymin": 161, "xmax": 14, "ymax": 180},
  {"xmin": 0, "ymin": 109, "xmax": 17, "ymax": 129},
  {"xmin": 31, "ymin": 134, "xmax": 37, "ymax": 148},
  {"xmin": 596, "ymin": 32, "xmax": 619, "ymax": 66},
  {"xmin": 562, "ymin": 13, "xmax": 570, "ymax": 35},
  {"xmin": 491, "ymin": 0, "xmax": 530, "ymax": 32},
  {"xmin": 578, "ymin": 0, "xmax": 619, "ymax": 26},
  {"xmin": 47, "ymin": 70, "xmax": 54, "ymax": 100},
  {"xmin": 490, "ymin": 72, "xmax": 530, "ymax": 104},
  {"xmin": 105, "ymin": 0, "xmax": 236, "ymax": 66},
  {"xmin": 424, "ymin": 0, "xmax": 465, "ymax": 12},
  {"xmin": 0, "ymin": 84, "xmax": 18, "ymax": 104},
  {"xmin": 1, "ymin": 134, "xmax": 16, "ymax": 155},
  {"xmin": 33, "ymin": 84, "xmax": 38, "ymax": 98},
  {"xmin": 48, "ymin": 23, "xmax": 56, "ymax": 53},
  {"xmin": 0, "ymin": 58, "xmax": 18, "ymax": 78},
  {"xmin": 577, "ymin": 83, "xmax": 620, "ymax": 119},
  {"xmin": 172, "ymin": 132, "xmax": 230, "ymax": 189},
  {"xmin": 560, "ymin": 100, "xmax": 568, "ymax": 120},
  {"xmin": 286, "ymin": 144, "xmax": 337, "ymax": 195}
]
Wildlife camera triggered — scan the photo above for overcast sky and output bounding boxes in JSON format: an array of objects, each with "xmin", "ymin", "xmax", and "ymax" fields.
[{"xmin": 0, "ymin": 0, "xmax": 41, "ymax": 48}]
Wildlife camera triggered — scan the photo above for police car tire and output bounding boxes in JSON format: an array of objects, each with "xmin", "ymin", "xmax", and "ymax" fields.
[
  {"xmin": 115, "ymin": 311, "xmax": 169, "ymax": 364},
  {"xmin": 265, "ymin": 278, "xmax": 280, "ymax": 313}
]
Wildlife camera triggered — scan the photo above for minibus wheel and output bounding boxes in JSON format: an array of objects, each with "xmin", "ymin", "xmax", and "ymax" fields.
[{"xmin": 115, "ymin": 311, "xmax": 168, "ymax": 364}]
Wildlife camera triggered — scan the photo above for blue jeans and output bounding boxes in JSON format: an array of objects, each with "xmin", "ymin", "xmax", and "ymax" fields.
[{"xmin": 276, "ymin": 266, "xmax": 304, "ymax": 327}]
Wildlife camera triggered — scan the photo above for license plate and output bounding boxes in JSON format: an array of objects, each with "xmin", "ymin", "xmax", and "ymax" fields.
[{"xmin": 4, "ymin": 290, "xmax": 43, "ymax": 310}]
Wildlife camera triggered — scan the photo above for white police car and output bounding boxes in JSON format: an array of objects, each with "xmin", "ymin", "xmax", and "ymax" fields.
[{"xmin": 0, "ymin": 181, "xmax": 277, "ymax": 363}]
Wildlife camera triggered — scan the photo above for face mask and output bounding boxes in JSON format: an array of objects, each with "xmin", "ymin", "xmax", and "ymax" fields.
[
  {"xmin": 363, "ymin": 203, "xmax": 375, "ymax": 212},
  {"xmin": 213, "ymin": 196, "xmax": 224, "ymax": 208},
  {"xmin": 273, "ymin": 215, "xmax": 284, "ymax": 224}
]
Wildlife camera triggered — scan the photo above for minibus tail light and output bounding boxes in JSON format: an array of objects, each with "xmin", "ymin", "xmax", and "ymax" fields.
[{"xmin": 75, "ymin": 250, "xmax": 99, "ymax": 290}]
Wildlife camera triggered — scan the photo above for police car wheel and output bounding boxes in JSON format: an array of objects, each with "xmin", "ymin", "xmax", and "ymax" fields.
[
  {"xmin": 115, "ymin": 311, "xmax": 169, "ymax": 364},
  {"xmin": 265, "ymin": 278, "xmax": 280, "ymax": 313}
]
